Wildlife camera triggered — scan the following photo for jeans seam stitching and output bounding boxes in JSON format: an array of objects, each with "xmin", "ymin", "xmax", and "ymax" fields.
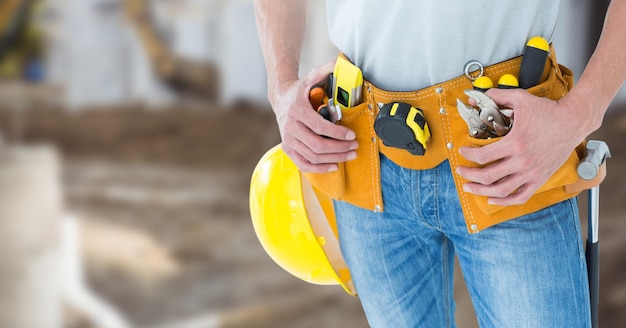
[{"xmin": 442, "ymin": 237, "xmax": 451, "ymax": 328}]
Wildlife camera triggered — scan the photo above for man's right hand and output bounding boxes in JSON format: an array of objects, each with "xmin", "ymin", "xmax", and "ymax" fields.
[{"xmin": 270, "ymin": 62, "xmax": 359, "ymax": 173}]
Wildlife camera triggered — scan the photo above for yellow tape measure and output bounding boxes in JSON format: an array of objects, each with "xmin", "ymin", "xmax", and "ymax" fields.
[{"xmin": 374, "ymin": 102, "xmax": 431, "ymax": 156}]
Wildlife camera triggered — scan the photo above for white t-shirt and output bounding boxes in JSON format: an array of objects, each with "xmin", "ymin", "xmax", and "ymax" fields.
[{"xmin": 327, "ymin": 1, "xmax": 561, "ymax": 91}]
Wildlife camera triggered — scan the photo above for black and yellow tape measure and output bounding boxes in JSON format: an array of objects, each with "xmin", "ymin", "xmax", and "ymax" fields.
[{"xmin": 374, "ymin": 102, "xmax": 431, "ymax": 156}]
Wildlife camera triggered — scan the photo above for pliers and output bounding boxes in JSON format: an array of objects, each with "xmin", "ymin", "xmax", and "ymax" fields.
[{"xmin": 456, "ymin": 90, "xmax": 512, "ymax": 139}]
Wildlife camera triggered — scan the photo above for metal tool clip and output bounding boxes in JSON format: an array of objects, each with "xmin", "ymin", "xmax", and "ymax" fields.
[
  {"xmin": 464, "ymin": 60, "xmax": 484, "ymax": 81},
  {"xmin": 327, "ymin": 98, "xmax": 342, "ymax": 123}
]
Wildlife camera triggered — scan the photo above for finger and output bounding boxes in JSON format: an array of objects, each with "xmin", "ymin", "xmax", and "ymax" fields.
[
  {"xmin": 484, "ymin": 88, "xmax": 525, "ymax": 109},
  {"xmin": 456, "ymin": 158, "xmax": 516, "ymax": 186},
  {"xmin": 299, "ymin": 107, "xmax": 356, "ymax": 141},
  {"xmin": 285, "ymin": 131, "xmax": 356, "ymax": 163},
  {"xmin": 487, "ymin": 182, "xmax": 539, "ymax": 206},
  {"xmin": 296, "ymin": 121, "xmax": 358, "ymax": 154},
  {"xmin": 303, "ymin": 61, "xmax": 335, "ymax": 89},
  {"xmin": 282, "ymin": 143, "xmax": 340, "ymax": 173},
  {"xmin": 458, "ymin": 143, "xmax": 508, "ymax": 166},
  {"xmin": 462, "ymin": 174, "xmax": 525, "ymax": 199},
  {"xmin": 298, "ymin": 145, "xmax": 356, "ymax": 166}
]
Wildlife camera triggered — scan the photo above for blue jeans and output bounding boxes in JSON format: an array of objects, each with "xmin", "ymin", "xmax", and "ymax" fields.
[{"xmin": 334, "ymin": 155, "xmax": 590, "ymax": 328}]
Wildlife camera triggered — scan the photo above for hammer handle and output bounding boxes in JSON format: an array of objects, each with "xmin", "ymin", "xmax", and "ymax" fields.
[{"xmin": 586, "ymin": 240, "xmax": 599, "ymax": 328}]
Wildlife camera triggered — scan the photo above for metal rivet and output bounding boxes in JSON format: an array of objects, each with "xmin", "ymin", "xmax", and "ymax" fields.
[
  {"xmin": 447, "ymin": 142, "xmax": 454, "ymax": 149},
  {"xmin": 375, "ymin": 205, "xmax": 381, "ymax": 213},
  {"xmin": 471, "ymin": 224, "xmax": 478, "ymax": 231},
  {"xmin": 372, "ymin": 137, "xmax": 377, "ymax": 143},
  {"xmin": 439, "ymin": 107, "xmax": 446, "ymax": 114},
  {"xmin": 436, "ymin": 87, "xmax": 443, "ymax": 94}
]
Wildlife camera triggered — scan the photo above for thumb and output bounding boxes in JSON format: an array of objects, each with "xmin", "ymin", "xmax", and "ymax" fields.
[
  {"xmin": 484, "ymin": 88, "xmax": 525, "ymax": 109},
  {"xmin": 303, "ymin": 60, "xmax": 336, "ymax": 87}
]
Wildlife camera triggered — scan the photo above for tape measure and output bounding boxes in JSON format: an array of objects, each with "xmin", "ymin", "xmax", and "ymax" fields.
[{"xmin": 374, "ymin": 102, "xmax": 431, "ymax": 156}]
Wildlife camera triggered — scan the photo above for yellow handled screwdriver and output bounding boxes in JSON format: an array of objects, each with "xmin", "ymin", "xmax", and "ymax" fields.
[
  {"xmin": 498, "ymin": 74, "xmax": 519, "ymax": 89},
  {"xmin": 473, "ymin": 76, "xmax": 494, "ymax": 92}
]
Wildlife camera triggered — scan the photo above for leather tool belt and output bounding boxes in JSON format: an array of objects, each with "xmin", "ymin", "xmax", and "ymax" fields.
[{"xmin": 304, "ymin": 45, "xmax": 599, "ymax": 234}]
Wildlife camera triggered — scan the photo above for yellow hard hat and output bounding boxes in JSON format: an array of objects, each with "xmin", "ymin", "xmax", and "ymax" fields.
[{"xmin": 249, "ymin": 144, "xmax": 356, "ymax": 296}]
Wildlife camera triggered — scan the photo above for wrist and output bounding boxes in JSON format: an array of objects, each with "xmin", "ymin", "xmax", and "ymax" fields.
[
  {"xmin": 268, "ymin": 77, "xmax": 298, "ymax": 106},
  {"xmin": 557, "ymin": 89, "xmax": 604, "ymax": 140}
]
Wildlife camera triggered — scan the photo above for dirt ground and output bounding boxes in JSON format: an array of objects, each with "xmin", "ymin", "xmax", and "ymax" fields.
[{"xmin": 0, "ymin": 101, "xmax": 624, "ymax": 328}]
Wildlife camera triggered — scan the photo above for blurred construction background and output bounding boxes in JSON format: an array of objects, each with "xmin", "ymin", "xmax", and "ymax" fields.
[{"xmin": 0, "ymin": 1, "xmax": 623, "ymax": 327}]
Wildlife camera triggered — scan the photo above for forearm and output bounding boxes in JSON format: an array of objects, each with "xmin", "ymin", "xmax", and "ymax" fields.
[
  {"xmin": 560, "ymin": 0, "xmax": 626, "ymax": 135},
  {"xmin": 254, "ymin": 0, "xmax": 307, "ymax": 105}
]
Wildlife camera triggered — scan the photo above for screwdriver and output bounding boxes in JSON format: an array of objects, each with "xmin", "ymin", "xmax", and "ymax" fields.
[
  {"xmin": 317, "ymin": 104, "xmax": 332, "ymax": 121},
  {"xmin": 309, "ymin": 86, "xmax": 334, "ymax": 122},
  {"xmin": 309, "ymin": 86, "xmax": 325, "ymax": 110},
  {"xmin": 498, "ymin": 74, "xmax": 519, "ymax": 89},
  {"xmin": 473, "ymin": 76, "xmax": 494, "ymax": 92},
  {"xmin": 519, "ymin": 36, "xmax": 550, "ymax": 89}
]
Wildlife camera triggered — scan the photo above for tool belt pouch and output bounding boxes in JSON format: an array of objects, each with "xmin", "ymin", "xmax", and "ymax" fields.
[
  {"xmin": 303, "ymin": 100, "xmax": 382, "ymax": 210},
  {"xmin": 455, "ymin": 52, "xmax": 588, "ymax": 230}
]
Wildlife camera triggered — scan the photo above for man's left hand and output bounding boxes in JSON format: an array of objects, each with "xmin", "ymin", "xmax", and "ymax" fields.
[{"xmin": 456, "ymin": 88, "xmax": 585, "ymax": 206}]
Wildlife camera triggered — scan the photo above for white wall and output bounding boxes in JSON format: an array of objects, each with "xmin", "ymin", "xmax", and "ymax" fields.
[
  {"xmin": 218, "ymin": 0, "xmax": 267, "ymax": 105},
  {"xmin": 553, "ymin": 0, "xmax": 625, "ymax": 107},
  {"xmin": 46, "ymin": 0, "xmax": 174, "ymax": 109},
  {"xmin": 299, "ymin": 1, "xmax": 337, "ymax": 78},
  {"xmin": 45, "ymin": 0, "xmax": 275, "ymax": 108},
  {"xmin": 552, "ymin": 0, "xmax": 590, "ymax": 81}
]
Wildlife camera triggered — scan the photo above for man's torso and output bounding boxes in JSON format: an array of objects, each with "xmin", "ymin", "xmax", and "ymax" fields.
[{"xmin": 327, "ymin": 0, "xmax": 561, "ymax": 91}]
